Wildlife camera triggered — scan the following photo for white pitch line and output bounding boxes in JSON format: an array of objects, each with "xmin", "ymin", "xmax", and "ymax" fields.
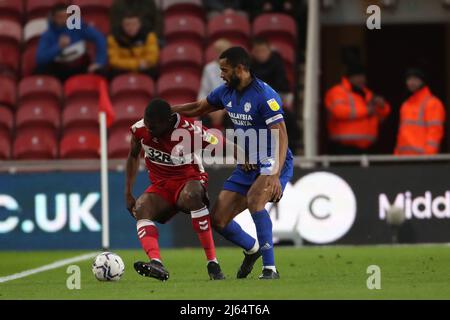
[{"xmin": 0, "ymin": 252, "xmax": 99, "ymax": 284}]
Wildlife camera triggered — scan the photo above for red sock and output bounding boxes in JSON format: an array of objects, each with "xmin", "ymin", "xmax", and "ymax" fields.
[
  {"xmin": 137, "ymin": 220, "xmax": 161, "ymax": 261},
  {"xmin": 191, "ymin": 207, "xmax": 217, "ymax": 261}
]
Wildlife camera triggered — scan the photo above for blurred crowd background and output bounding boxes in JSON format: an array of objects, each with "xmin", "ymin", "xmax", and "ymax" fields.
[{"xmin": 0, "ymin": 0, "xmax": 448, "ymax": 161}]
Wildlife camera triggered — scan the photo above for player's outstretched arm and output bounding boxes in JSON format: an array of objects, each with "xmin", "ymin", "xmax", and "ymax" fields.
[
  {"xmin": 125, "ymin": 134, "xmax": 142, "ymax": 217},
  {"xmin": 171, "ymin": 99, "xmax": 217, "ymax": 118}
]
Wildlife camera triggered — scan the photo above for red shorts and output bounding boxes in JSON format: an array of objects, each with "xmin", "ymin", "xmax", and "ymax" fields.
[{"xmin": 144, "ymin": 175, "xmax": 208, "ymax": 206}]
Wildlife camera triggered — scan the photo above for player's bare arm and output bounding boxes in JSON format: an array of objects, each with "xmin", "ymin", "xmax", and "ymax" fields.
[
  {"xmin": 125, "ymin": 134, "xmax": 142, "ymax": 216},
  {"xmin": 266, "ymin": 121, "xmax": 289, "ymax": 201},
  {"xmin": 171, "ymin": 99, "xmax": 217, "ymax": 117},
  {"xmin": 247, "ymin": 121, "xmax": 289, "ymax": 211}
]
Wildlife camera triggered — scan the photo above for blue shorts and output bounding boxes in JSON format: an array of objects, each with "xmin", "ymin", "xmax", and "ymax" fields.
[{"xmin": 222, "ymin": 159, "xmax": 294, "ymax": 199}]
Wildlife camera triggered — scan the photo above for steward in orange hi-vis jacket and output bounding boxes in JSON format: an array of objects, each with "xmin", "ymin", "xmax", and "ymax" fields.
[
  {"xmin": 395, "ymin": 69, "xmax": 446, "ymax": 155},
  {"xmin": 325, "ymin": 65, "xmax": 391, "ymax": 154}
]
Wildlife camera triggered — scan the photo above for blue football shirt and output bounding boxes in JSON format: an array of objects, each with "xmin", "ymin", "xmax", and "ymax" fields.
[{"xmin": 206, "ymin": 77, "xmax": 293, "ymax": 169}]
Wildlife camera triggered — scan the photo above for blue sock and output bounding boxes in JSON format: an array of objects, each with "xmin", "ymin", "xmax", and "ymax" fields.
[
  {"xmin": 218, "ymin": 220, "xmax": 256, "ymax": 252},
  {"xmin": 252, "ymin": 209, "xmax": 275, "ymax": 267}
]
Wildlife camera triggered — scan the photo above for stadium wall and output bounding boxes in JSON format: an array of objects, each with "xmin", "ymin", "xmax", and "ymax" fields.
[{"xmin": 1, "ymin": 163, "xmax": 450, "ymax": 250}]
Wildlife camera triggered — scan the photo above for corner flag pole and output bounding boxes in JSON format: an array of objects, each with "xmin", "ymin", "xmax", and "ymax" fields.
[
  {"xmin": 303, "ymin": 0, "xmax": 320, "ymax": 158},
  {"xmin": 99, "ymin": 111, "xmax": 110, "ymax": 250}
]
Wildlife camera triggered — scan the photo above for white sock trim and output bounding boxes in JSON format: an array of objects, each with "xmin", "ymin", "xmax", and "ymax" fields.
[
  {"xmin": 191, "ymin": 206, "xmax": 209, "ymax": 219},
  {"xmin": 208, "ymin": 258, "xmax": 218, "ymax": 264},
  {"xmin": 136, "ymin": 219, "xmax": 155, "ymax": 231},
  {"xmin": 245, "ymin": 240, "xmax": 259, "ymax": 254},
  {"xmin": 263, "ymin": 266, "xmax": 277, "ymax": 272}
]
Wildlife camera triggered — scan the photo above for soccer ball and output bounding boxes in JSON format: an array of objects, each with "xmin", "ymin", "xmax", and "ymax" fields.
[{"xmin": 92, "ymin": 252, "xmax": 125, "ymax": 281}]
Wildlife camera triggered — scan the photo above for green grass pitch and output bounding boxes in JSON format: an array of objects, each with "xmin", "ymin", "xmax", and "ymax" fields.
[{"xmin": 1, "ymin": 245, "xmax": 450, "ymax": 300}]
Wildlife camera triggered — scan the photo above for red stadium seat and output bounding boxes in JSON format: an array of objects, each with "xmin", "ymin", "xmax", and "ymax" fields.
[
  {"xmin": 163, "ymin": 0, "xmax": 204, "ymax": 21},
  {"xmin": 252, "ymin": 13, "xmax": 297, "ymax": 46},
  {"xmin": 0, "ymin": 20, "xmax": 22, "ymax": 74},
  {"xmin": 157, "ymin": 72, "xmax": 200, "ymax": 105},
  {"xmin": 108, "ymin": 126, "xmax": 132, "ymax": 159},
  {"xmin": 19, "ymin": 76, "xmax": 63, "ymax": 103},
  {"xmin": 25, "ymin": 0, "xmax": 67, "ymax": 21},
  {"xmin": 62, "ymin": 98, "xmax": 99, "ymax": 132},
  {"xmin": 0, "ymin": 43, "xmax": 20, "ymax": 75},
  {"xmin": 207, "ymin": 12, "xmax": 250, "ymax": 49},
  {"xmin": 13, "ymin": 128, "xmax": 58, "ymax": 160},
  {"xmin": 164, "ymin": 15, "xmax": 205, "ymax": 48},
  {"xmin": 0, "ymin": 106, "xmax": 13, "ymax": 135},
  {"xmin": 110, "ymin": 74, "xmax": 153, "ymax": 127},
  {"xmin": 113, "ymin": 97, "xmax": 147, "ymax": 128},
  {"xmin": 16, "ymin": 101, "xmax": 60, "ymax": 131},
  {"xmin": 205, "ymin": 43, "xmax": 218, "ymax": 64},
  {"xmin": 72, "ymin": 0, "xmax": 113, "ymax": 35},
  {"xmin": 17, "ymin": 76, "xmax": 62, "ymax": 131},
  {"xmin": 83, "ymin": 12, "xmax": 110, "ymax": 35},
  {"xmin": 110, "ymin": 73, "xmax": 154, "ymax": 99},
  {"xmin": 0, "ymin": 76, "xmax": 16, "ymax": 108},
  {"xmin": 21, "ymin": 44, "xmax": 38, "ymax": 77},
  {"xmin": 64, "ymin": 74, "xmax": 103, "ymax": 99},
  {"xmin": 160, "ymin": 43, "xmax": 203, "ymax": 77},
  {"xmin": 0, "ymin": 18, "xmax": 22, "ymax": 43},
  {"xmin": 71, "ymin": 0, "xmax": 113, "ymax": 9},
  {"xmin": 0, "ymin": 131, "xmax": 11, "ymax": 159},
  {"xmin": 60, "ymin": 131, "xmax": 100, "ymax": 159},
  {"xmin": 0, "ymin": 0, "xmax": 23, "ymax": 24},
  {"xmin": 64, "ymin": 75, "xmax": 105, "ymax": 133},
  {"xmin": 24, "ymin": 18, "xmax": 48, "ymax": 46}
]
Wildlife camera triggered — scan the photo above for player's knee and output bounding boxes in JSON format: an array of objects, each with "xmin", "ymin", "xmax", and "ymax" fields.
[
  {"xmin": 179, "ymin": 188, "xmax": 204, "ymax": 210},
  {"xmin": 133, "ymin": 200, "xmax": 148, "ymax": 220},
  {"xmin": 210, "ymin": 212, "xmax": 227, "ymax": 231},
  {"xmin": 246, "ymin": 194, "xmax": 265, "ymax": 213},
  {"xmin": 133, "ymin": 207, "xmax": 144, "ymax": 220}
]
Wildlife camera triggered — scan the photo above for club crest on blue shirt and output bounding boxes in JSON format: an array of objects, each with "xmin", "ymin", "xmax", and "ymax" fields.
[{"xmin": 244, "ymin": 102, "xmax": 252, "ymax": 113}]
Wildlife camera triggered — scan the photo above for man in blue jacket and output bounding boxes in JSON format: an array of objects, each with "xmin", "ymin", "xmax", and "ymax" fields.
[{"xmin": 36, "ymin": 3, "xmax": 107, "ymax": 81}]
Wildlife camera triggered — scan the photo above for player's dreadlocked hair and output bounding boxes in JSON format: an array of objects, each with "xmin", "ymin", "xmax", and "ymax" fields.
[
  {"xmin": 145, "ymin": 98, "xmax": 171, "ymax": 121},
  {"xmin": 219, "ymin": 46, "xmax": 251, "ymax": 71}
]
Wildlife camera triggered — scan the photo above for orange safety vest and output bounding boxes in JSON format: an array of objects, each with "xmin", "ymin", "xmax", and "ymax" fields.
[
  {"xmin": 325, "ymin": 77, "xmax": 391, "ymax": 149},
  {"xmin": 395, "ymin": 86, "xmax": 446, "ymax": 155}
]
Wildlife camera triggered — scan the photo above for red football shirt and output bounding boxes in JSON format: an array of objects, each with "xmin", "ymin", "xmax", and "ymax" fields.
[{"xmin": 130, "ymin": 113, "xmax": 220, "ymax": 184}]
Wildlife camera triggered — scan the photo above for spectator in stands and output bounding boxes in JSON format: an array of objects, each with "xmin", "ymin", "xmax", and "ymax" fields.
[
  {"xmin": 35, "ymin": 3, "xmax": 107, "ymax": 82},
  {"xmin": 250, "ymin": 37, "xmax": 300, "ymax": 153},
  {"xmin": 107, "ymin": 12, "xmax": 159, "ymax": 78},
  {"xmin": 202, "ymin": 0, "xmax": 256, "ymax": 18},
  {"xmin": 251, "ymin": 37, "xmax": 290, "ymax": 96},
  {"xmin": 394, "ymin": 68, "xmax": 446, "ymax": 156},
  {"xmin": 198, "ymin": 39, "xmax": 232, "ymax": 131},
  {"xmin": 325, "ymin": 64, "xmax": 391, "ymax": 155},
  {"xmin": 110, "ymin": 0, "xmax": 162, "ymax": 38}
]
